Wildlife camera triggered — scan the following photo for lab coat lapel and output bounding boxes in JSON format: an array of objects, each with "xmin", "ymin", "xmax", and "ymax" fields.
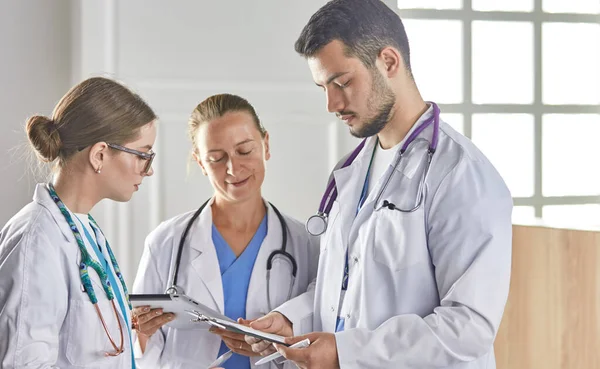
[
  {"xmin": 188, "ymin": 198, "xmax": 226, "ymax": 314},
  {"xmin": 32, "ymin": 183, "xmax": 76, "ymax": 244},
  {"xmin": 33, "ymin": 184, "xmax": 92, "ymax": 272},
  {"xmin": 246, "ymin": 201, "xmax": 280, "ymax": 317},
  {"xmin": 333, "ymin": 137, "xmax": 377, "ymax": 248}
]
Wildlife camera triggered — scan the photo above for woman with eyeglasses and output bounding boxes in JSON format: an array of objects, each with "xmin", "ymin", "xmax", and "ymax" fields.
[{"xmin": 0, "ymin": 77, "xmax": 157, "ymax": 368}]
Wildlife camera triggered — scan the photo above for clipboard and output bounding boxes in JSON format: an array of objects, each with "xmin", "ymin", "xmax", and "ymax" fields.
[
  {"xmin": 195, "ymin": 315, "xmax": 290, "ymax": 346},
  {"xmin": 129, "ymin": 293, "xmax": 289, "ymax": 346}
]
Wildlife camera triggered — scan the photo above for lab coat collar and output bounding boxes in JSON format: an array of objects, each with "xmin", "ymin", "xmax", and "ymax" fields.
[
  {"xmin": 187, "ymin": 197, "xmax": 280, "ymax": 315},
  {"xmin": 391, "ymin": 103, "xmax": 435, "ymax": 179},
  {"xmin": 331, "ymin": 137, "xmax": 377, "ymax": 249},
  {"xmin": 32, "ymin": 183, "xmax": 76, "ymax": 243},
  {"xmin": 188, "ymin": 197, "xmax": 226, "ymax": 313},
  {"xmin": 247, "ymin": 201, "xmax": 283, "ymax": 316}
]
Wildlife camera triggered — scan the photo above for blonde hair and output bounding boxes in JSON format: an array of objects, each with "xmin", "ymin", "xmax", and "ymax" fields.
[
  {"xmin": 188, "ymin": 93, "xmax": 265, "ymax": 154},
  {"xmin": 26, "ymin": 77, "xmax": 156, "ymax": 166}
]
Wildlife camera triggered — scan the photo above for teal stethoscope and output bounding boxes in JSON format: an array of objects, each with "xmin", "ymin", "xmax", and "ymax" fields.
[{"xmin": 47, "ymin": 183, "xmax": 131, "ymax": 357}]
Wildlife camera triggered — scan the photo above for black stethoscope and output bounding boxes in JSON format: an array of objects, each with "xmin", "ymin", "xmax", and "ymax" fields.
[{"xmin": 166, "ymin": 199, "xmax": 298, "ymax": 311}]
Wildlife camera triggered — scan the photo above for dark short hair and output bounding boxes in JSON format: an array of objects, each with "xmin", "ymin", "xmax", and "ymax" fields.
[{"xmin": 295, "ymin": 0, "xmax": 411, "ymax": 73}]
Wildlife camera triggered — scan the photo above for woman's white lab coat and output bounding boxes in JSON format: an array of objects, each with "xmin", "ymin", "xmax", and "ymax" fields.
[
  {"xmin": 0, "ymin": 184, "xmax": 133, "ymax": 369},
  {"xmin": 132, "ymin": 198, "xmax": 319, "ymax": 369},
  {"xmin": 276, "ymin": 107, "xmax": 513, "ymax": 369}
]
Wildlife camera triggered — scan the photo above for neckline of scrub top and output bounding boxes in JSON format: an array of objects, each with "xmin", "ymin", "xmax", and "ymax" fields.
[
  {"xmin": 212, "ymin": 215, "xmax": 267, "ymax": 369},
  {"xmin": 212, "ymin": 214, "xmax": 268, "ymax": 274}
]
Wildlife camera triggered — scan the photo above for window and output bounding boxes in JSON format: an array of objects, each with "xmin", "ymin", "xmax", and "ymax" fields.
[{"xmin": 392, "ymin": 0, "xmax": 600, "ymax": 221}]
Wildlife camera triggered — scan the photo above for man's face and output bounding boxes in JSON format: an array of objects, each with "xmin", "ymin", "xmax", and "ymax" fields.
[{"xmin": 308, "ymin": 40, "xmax": 395, "ymax": 138}]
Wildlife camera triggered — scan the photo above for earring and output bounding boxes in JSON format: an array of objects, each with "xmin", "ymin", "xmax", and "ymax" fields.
[{"xmin": 96, "ymin": 167, "xmax": 102, "ymax": 174}]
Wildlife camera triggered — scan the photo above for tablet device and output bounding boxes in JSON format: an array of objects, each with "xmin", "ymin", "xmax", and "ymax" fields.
[{"xmin": 129, "ymin": 293, "xmax": 233, "ymax": 329}]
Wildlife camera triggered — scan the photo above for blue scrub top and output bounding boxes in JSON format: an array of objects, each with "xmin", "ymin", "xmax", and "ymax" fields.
[{"xmin": 213, "ymin": 214, "xmax": 268, "ymax": 369}]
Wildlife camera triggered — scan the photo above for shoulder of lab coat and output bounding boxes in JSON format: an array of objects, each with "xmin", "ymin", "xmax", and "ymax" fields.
[
  {"xmin": 335, "ymin": 122, "xmax": 514, "ymax": 368},
  {"xmin": 0, "ymin": 200, "xmax": 70, "ymax": 368},
  {"xmin": 132, "ymin": 210, "xmax": 197, "ymax": 366}
]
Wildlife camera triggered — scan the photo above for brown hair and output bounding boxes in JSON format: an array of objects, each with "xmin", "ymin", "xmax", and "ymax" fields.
[
  {"xmin": 188, "ymin": 93, "xmax": 266, "ymax": 153},
  {"xmin": 26, "ymin": 77, "xmax": 156, "ymax": 165}
]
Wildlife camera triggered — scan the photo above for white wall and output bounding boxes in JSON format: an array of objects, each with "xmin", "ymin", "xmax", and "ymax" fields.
[
  {"xmin": 0, "ymin": 0, "xmax": 72, "ymax": 226},
  {"xmin": 74, "ymin": 0, "xmax": 365, "ymax": 285}
]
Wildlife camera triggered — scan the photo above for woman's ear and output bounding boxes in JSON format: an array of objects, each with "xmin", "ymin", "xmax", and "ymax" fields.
[
  {"xmin": 88, "ymin": 142, "xmax": 108, "ymax": 173},
  {"xmin": 263, "ymin": 131, "xmax": 271, "ymax": 161},
  {"xmin": 192, "ymin": 151, "xmax": 208, "ymax": 176}
]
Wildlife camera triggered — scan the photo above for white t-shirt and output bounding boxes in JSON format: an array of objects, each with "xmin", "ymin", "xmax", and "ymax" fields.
[{"xmin": 366, "ymin": 141, "xmax": 401, "ymax": 197}]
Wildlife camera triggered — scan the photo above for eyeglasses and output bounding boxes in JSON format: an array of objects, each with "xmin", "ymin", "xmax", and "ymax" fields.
[{"xmin": 107, "ymin": 143, "xmax": 155, "ymax": 174}]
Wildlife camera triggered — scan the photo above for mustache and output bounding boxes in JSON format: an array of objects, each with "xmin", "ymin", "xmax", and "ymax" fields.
[{"xmin": 336, "ymin": 111, "xmax": 356, "ymax": 119}]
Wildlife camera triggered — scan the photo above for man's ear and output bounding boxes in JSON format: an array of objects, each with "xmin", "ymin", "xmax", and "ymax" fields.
[{"xmin": 378, "ymin": 46, "xmax": 403, "ymax": 78}]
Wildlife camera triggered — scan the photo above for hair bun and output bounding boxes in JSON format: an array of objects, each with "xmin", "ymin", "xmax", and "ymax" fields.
[{"xmin": 26, "ymin": 115, "xmax": 62, "ymax": 162}]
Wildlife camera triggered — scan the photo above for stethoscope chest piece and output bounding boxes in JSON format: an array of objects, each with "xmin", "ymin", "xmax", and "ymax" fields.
[{"xmin": 306, "ymin": 212, "xmax": 327, "ymax": 236}]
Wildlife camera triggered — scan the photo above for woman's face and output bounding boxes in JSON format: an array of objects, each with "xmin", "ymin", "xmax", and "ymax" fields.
[
  {"xmin": 102, "ymin": 121, "xmax": 157, "ymax": 202},
  {"xmin": 194, "ymin": 111, "xmax": 270, "ymax": 205}
]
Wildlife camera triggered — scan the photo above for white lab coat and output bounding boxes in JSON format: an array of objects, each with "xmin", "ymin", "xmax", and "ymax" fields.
[
  {"xmin": 132, "ymin": 197, "xmax": 319, "ymax": 369},
  {"xmin": 0, "ymin": 184, "xmax": 133, "ymax": 369},
  {"xmin": 277, "ymin": 106, "xmax": 513, "ymax": 369}
]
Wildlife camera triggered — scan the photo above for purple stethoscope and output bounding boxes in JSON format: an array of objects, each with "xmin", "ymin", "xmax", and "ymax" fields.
[{"xmin": 305, "ymin": 102, "xmax": 440, "ymax": 236}]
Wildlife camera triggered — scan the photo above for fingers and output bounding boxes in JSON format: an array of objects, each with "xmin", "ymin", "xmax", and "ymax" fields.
[
  {"xmin": 245, "ymin": 312, "xmax": 292, "ymax": 355},
  {"xmin": 248, "ymin": 313, "xmax": 275, "ymax": 331},
  {"xmin": 237, "ymin": 317, "xmax": 254, "ymax": 326},
  {"xmin": 209, "ymin": 326, "xmax": 246, "ymax": 341},
  {"xmin": 283, "ymin": 334, "xmax": 312, "ymax": 346},
  {"xmin": 145, "ymin": 312, "xmax": 175, "ymax": 331},
  {"xmin": 249, "ymin": 312, "xmax": 293, "ymax": 337},
  {"xmin": 135, "ymin": 308, "xmax": 175, "ymax": 336},
  {"xmin": 132, "ymin": 306, "xmax": 151, "ymax": 317},
  {"xmin": 136, "ymin": 308, "xmax": 164, "ymax": 325},
  {"xmin": 247, "ymin": 338, "xmax": 276, "ymax": 356},
  {"xmin": 222, "ymin": 337, "xmax": 259, "ymax": 357},
  {"xmin": 274, "ymin": 342, "xmax": 308, "ymax": 364}
]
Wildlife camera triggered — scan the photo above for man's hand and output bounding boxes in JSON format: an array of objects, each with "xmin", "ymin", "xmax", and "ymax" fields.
[
  {"xmin": 274, "ymin": 332, "xmax": 339, "ymax": 369},
  {"xmin": 245, "ymin": 312, "xmax": 293, "ymax": 356}
]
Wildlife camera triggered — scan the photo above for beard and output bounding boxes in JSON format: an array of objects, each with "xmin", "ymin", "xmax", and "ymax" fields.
[{"xmin": 349, "ymin": 69, "xmax": 396, "ymax": 138}]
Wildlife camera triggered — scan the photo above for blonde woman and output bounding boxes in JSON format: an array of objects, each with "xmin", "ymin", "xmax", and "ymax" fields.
[{"xmin": 132, "ymin": 94, "xmax": 318, "ymax": 369}]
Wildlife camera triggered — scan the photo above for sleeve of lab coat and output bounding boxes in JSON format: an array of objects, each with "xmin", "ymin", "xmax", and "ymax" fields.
[
  {"xmin": 273, "ymin": 233, "xmax": 320, "ymax": 336},
  {"xmin": 0, "ymin": 225, "xmax": 67, "ymax": 369},
  {"xmin": 335, "ymin": 155, "xmax": 513, "ymax": 369},
  {"xmin": 131, "ymin": 232, "xmax": 168, "ymax": 368}
]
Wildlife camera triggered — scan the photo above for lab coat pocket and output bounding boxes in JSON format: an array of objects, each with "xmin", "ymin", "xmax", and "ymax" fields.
[
  {"xmin": 372, "ymin": 207, "xmax": 428, "ymax": 272},
  {"xmin": 65, "ymin": 298, "xmax": 124, "ymax": 367}
]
